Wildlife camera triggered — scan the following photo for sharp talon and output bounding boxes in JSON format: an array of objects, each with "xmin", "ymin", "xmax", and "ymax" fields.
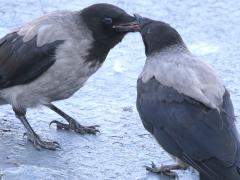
[
  {"xmin": 49, "ymin": 118, "xmax": 100, "ymax": 135},
  {"xmin": 145, "ymin": 162, "xmax": 179, "ymax": 179},
  {"xmin": 151, "ymin": 161, "xmax": 156, "ymax": 168},
  {"xmin": 52, "ymin": 141, "xmax": 60, "ymax": 145},
  {"xmin": 52, "ymin": 142, "xmax": 62, "ymax": 150},
  {"xmin": 49, "ymin": 120, "xmax": 59, "ymax": 127},
  {"xmin": 74, "ymin": 124, "xmax": 100, "ymax": 135},
  {"xmin": 23, "ymin": 132, "xmax": 27, "ymax": 138},
  {"xmin": 35, "ymin": 145, "xmax": 42, "ymax": 151},
  {"xmin": 164, "ymin": 171, "xmax": 178, "ymax": 179},
  {"xmin": 145, "ymin": 165, "xmax": 151, "ymax": 171},
  {"xmin": 89, "ymin": 125, "xmax": 100, "ymax": 128},
  {"xmin": 23, "ymin": 131, "xmax": 61, "ymax": 150}
]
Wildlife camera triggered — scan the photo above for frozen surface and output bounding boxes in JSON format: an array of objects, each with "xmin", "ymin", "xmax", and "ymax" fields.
[{"xmin": 0, "ymin": 0, "xmax": 240, "ymax": 179}]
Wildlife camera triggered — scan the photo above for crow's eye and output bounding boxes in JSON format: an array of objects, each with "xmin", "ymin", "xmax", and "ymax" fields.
[{"xmin": 102, "ymin": 17, "xmax": 113, "ymax": 25}]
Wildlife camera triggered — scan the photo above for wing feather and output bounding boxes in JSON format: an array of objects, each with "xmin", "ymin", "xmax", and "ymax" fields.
[
  {"xmin": 137, "ymin": 78, "xmax": 240, "ymax": 178},
  {"xmin": 0, "ymin": 32, "xmax": 64, "ymax": 89}
]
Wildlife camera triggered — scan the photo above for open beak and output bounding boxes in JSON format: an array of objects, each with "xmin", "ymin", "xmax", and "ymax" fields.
[{"xmin": 112, "ymin": 15, "xmax": 140, "ymax": 32}]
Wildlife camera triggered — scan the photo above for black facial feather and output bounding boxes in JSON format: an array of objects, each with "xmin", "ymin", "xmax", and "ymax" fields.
[
  {"xmin": 81, "ymin": 3, "xmax": 134, "ymax": 64},
  {"xmin": 140, "ymin": 19, "xmax": 184, "ymax": 56}
]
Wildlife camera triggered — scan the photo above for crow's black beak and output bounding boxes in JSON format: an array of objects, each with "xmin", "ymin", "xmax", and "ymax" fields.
[
  {"xmin": 134, "ymin": 14, "xmax": 143, "ymax": 24},
  {"xmin": 133, "ymin": 14, "xmax": 153, "ymax": 30},
  {"xmin": 112, "ymin": 15, "xmax": 140, "ymax": 32}
]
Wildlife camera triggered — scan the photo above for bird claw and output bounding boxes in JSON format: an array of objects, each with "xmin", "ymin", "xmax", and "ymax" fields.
[
  {"xmin": 49, "ymin": 120, "xmax": 100, "ymax": 135},
  {"xmin": 74, "ymin": 125, "xmax": 100, "ymax": 135},
  {"xmin": 49, "ymin": 120, "xmax": 70, "ymax": 130},
  {"xmin": 23, "ymin": 132, "xmax": 61, "ymax": 150},
  {"xmin": 145, "ymin": 162, "xmax": 178, "ymax": 179}
]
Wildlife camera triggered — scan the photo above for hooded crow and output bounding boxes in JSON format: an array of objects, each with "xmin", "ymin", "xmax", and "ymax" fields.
[
  {"xmin": 0, "ymin": 3, "xmax": 140, "ymax": 150},
  {"xmin": 135, "ymin": 15, "xmax": 240, "ymax": 180}
]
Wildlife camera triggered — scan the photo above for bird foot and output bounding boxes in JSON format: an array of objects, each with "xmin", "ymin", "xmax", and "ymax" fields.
[
  {"xmin": 145, "ymin": 162, "xmax": 178, "ymax": 179},
  {"xmin": 49, "ymin": 120, "xmax": 99, "ymax": 135},
  {"xmin": 23, "ymin": 132, "xmax": 61, "ymax": 150}
]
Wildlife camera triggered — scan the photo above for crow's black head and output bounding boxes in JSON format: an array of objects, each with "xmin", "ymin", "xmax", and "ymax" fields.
[
  {"xmin": 81, "ymin": 4, "xmax": 139, "ymax": 64},
  {"xmin": 135, "ymin": 14, "xmax": 184, "ymax": 56},
  {"xmin": 81, "ymin": 4, "xmax": 139, "ymax": 49}
]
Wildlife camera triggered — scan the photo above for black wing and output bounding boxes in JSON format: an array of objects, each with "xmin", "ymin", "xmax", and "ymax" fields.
[
  {"xmin": 0, "ymin": 32, "xmax": 64, "ymax": 89},
  {"xmin": 137, "ymin": 77, "xmax": 240, "ymax": 179}
]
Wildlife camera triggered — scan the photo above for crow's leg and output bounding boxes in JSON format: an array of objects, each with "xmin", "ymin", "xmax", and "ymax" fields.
[
  {"xmin": 145, "ymin": 162, "xmax": 187, "ymax": 179},
  {"xmin": 13, "ymin": 107, "xmax": 61, "ymax": 150},
  {"xmin": 47, "ymin": 104, "xmax": 99, "ymax": 135}
]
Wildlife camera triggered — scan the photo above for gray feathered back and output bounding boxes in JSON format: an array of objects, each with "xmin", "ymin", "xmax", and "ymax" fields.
[
  {"xmin": 139, "ymin": 45, "xmax": 225, "ymax": 110},
  {"xmin": 17, "ymin": 11, "xmax": 92, "ymax": 47}
]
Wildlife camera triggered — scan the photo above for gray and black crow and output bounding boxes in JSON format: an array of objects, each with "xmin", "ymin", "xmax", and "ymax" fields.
[
  {"xmin": 135, "ymin": 15, "xmax": 240, "ymax": 180},
  {"xmin": 0, "ymin": 3, "xmax": 139, "ymax": 150}
]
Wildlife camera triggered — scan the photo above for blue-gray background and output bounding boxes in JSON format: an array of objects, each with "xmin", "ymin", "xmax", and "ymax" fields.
[{"xmin": 0, "ymin": 0, "xmax": 239, "ymax": 179}]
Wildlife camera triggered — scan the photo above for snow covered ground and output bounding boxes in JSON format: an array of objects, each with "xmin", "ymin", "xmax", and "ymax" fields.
[{"xmin": 1, "ymin": 0, "xmax": 240, "ymax": 179}]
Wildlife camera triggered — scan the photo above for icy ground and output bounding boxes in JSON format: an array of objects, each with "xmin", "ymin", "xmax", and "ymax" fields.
[{"xmin": 1, "ymin": 0, "xmax": 240, "ymax": 179}]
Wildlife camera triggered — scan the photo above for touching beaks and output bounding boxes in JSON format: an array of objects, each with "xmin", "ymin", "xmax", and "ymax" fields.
[
  {"xmin": 134, "ymin": 13, "xmax": 143, "ymax": 24},
  {"xmin": 133, "ymin": 14, "xmax": 152, "ymax": 29},
  {"xmin": 112, "ymin": 15, "xmax": 141, "ymax": 32},
  {"xmin": 112, "ymin": 14, "xmax": 152, "ymax": 32}
]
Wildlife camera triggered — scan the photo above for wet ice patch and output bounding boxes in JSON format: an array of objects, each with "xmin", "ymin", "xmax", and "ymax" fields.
[{"xmin": 189, "ymin": 42, "xmax": 219, "ymax": 55}]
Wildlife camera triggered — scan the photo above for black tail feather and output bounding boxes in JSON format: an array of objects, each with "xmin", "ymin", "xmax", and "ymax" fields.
[
  {"xmin": 199, "ymin": 173, "xmax": 211, "ymax": 180},
  {"xmin": 198, "ymin": 158, "xmax": 240, "ymax": 180}
]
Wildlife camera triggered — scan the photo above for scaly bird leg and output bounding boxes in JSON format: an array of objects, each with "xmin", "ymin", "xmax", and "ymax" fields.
[
  {"xmin": 14, "ymin": 108, "xmax": 61, "ymax": 150},
  {"xmin": 47, "ymin": 104, "xmax": 99, "ymax": 135}
]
